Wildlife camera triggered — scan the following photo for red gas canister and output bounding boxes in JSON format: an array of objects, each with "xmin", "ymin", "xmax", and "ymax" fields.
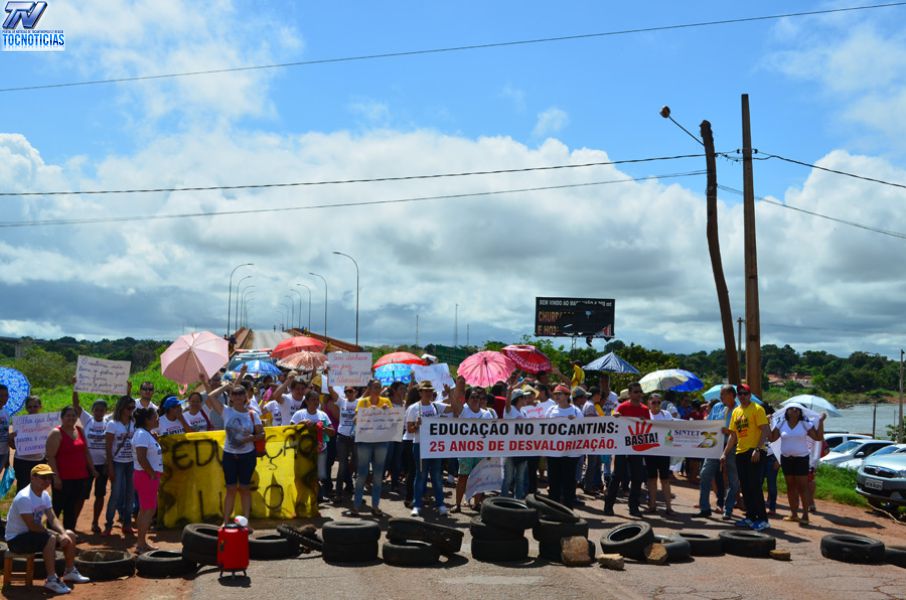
[{"xmin": 217, "ymin": 523, "xmax": 250, "ymax": 577}]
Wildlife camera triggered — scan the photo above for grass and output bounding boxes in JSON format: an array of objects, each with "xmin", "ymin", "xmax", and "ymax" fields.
[{"xmin": 774, "ymin": 463, "xmax": 867, "ymax": 507}]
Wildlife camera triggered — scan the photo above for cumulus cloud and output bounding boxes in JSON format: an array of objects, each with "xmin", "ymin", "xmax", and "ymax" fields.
[{"xmin": 532, "ymin": 107, "xmax": 569, "ymax": 137}]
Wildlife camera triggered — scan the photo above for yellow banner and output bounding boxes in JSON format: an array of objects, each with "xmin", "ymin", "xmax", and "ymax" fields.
[{"xmin": 158, "ymin": 424, "xmax": 319, "ymax": 528}]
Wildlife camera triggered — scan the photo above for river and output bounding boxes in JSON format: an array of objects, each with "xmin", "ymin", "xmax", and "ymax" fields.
[{"xmin": 829, "ymin": 402, "xmax": 904, "ymax": 438}]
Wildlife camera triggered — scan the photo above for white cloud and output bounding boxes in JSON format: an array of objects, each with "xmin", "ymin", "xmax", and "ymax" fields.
[
  {"xmin": 348, "ymin": 100, "xmax": 391, "ymax": 125},
  {"xmin": 532, "ymin": 107, "xmax": 569, "ymax": 137}
]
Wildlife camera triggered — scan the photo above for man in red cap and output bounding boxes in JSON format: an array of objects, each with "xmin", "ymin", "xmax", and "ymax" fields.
[{"xmin": 604, "ymin": 382, "xmax": 650, "ymax": 517}]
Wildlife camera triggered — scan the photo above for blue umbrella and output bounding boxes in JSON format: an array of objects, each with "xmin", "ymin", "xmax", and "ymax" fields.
[
  {"xmin": 0, "ymin": 367, "xmax": 29, "ymax": 414},
  {"xmin": 701, "ymin": 384, "xmax": 763, "ymax": 406},
  {"xmin": 583, "ymin": 352, "xmax": 640, "ymax": 374},
  {"xmin": 640, "ymin": 369, "xmax": 704, "ymax": 393},
  {"xmin": 375, "ymin": 363, "xmax": 413, "ymax": 385},
  {"xmin": 230, "ymin": 358, "xmax": 282, "ymax": 377}
]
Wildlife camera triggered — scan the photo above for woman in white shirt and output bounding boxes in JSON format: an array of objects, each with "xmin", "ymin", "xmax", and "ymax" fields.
[
  {"xmin": 103, "ymin": 395, "xmax": 135, "ymax": 537},
  {"xmin": 72, "ymin": 389, "xmax": 109, "ymax": 535},
  {"xmin": 451, "ymin": 385, "xmax": 495, "ymax": 512},
  {"xmin": 544, "ymin": 384, "xmax": 583, "ymax": 508},
  {"xmin": 132, "ymin": 407, "xmax": 163, "ymax": 553},
  {"xmin": 769, "ymin": 403, "xmax": 825, "ymax": 524},
  {"xmin": 645, "ymin": 394, "xmax": 676, "ymax": 515},
  {"xmin": 157, "ymin": 396, "xmax": 192, "ymax": 436},
  {"xmin": 182, "ymin": 392, "xmax": 213, "ymax": 432}
]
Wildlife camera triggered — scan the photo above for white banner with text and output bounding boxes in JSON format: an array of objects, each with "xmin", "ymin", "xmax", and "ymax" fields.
[{"xmin": 418, "ymin": 416, "xmax": 723, "ymax": 459}]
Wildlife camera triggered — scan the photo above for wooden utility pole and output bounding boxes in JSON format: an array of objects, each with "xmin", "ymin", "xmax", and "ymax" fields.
[
  {"xmin": 701, "ymin": 120, "xmax": 740, "ymax": 385},
  {"xmin": 741, "ymin": 94, "xmax": 762, "ymax": 396},
  {"xmin": 737, "ymin": 317, "xmax": 745, "ymax": 381}
]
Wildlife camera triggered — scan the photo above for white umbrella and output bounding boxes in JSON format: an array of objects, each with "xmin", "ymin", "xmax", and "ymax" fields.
[
  {"xmin": 639, "ymin": 369, "xmax": 703, "ymax": 393},
  {"xmin": 780, "ymin": 394, "xmax": 841, "ymax": 417}
]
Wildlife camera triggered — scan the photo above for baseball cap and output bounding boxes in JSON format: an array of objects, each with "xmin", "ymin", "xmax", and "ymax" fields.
[
  {"xmin": 738, "ymin": 383, "xmax": 752, "ymax": 394},
  {"xmin": 161, "ymin": 396, "xmax": 181, "ymax": 410},
  {"xmin": 572, "ymin": 386, "xmax": 588, "ymax": 399},
  {"xmin": 553, "ymin": 384, "xmax": 571, "ymax": 395},
  {"xmin": 31, "ymin": 464, "xmax": 54, "ymax": 477}
]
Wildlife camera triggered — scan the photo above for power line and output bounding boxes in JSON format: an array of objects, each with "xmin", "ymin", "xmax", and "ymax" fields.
[
  {"xmin": 755, "ymin": 151, "xmax": 906, "ymax": 191},
  {"xmin": 718, "ymin": 185, "xmax": 906, "ymax": 241},
  {"xmin": 0, "ymin": 153, "xmax": 706, "ymax": 197},
  {"xmin": 0, "ymin": 171, "xmax": 704, "ymax": 229},
  {"xmin": 1, "ymin": 3, "xmax": 902, "ymax": 93}
]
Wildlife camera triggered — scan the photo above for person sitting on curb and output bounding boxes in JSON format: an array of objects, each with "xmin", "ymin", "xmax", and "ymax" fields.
[{"xmin": 4, "ymin": 464, "xmax": 90, "ymax": 594}]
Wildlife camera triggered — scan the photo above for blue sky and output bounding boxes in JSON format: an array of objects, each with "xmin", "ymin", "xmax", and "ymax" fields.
[{"xmin": 2, "ymin": 0, "xmax": 906, "ymax": 357}]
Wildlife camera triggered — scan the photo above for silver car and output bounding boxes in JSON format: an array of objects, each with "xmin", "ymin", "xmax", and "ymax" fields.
[{"xmin": 856, "ymin": 452, "xmax": 906, "ymax": 510}]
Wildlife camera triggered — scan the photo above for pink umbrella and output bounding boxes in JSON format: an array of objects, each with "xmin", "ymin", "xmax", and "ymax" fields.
[
  {"xmin": 501, "ymin": 344, "xmax": 552, "ymax": 374},
  {"xmin": 457, "ymin": 351, "xmax": 516, "ymax": 387},
  {"xmin": 271, "ymin": 336, "xmax": 327, "ymax": 359},
  {"xmin": 277, "ymin": 351, "xmax": 328, "ymax": 371},
  {"xmin": 161, "ymin": 331, "xmax": 229, "ymax": 385}
]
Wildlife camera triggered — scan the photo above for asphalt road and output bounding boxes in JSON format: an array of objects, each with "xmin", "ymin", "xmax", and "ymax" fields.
[{"xmin": 250, "ymin": 330, "xmax": 290, "ymax": 350}]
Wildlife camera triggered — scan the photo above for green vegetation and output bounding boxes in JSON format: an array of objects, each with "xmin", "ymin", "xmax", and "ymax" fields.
[{"xmin": 774, "ymin": 464, "xmax": 867, "ymax": 508}]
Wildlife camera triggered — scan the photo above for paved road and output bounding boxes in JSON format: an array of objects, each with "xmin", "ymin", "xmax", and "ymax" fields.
[{"xmin": 249, "ymin": 330, "xmax": 290, "ymax": 350}]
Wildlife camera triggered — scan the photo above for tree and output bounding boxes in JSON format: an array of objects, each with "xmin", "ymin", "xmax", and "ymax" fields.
[{"xmin": 9, "ymin": 346, "xmax": 73, "ymax": 389}]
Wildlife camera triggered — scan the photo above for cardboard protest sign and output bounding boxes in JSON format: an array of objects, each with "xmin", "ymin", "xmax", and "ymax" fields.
[
  {"xmin": 327, "ymin": 352, "xmax": 372, "ymax": 386},
  {"xmin": 465, "ymin": 457, "xmax": 504, "ymax": 499},
  {"xmin": 354, "ymin": 407, "xmax": 405, "ymax": 443},
  {"xmin": 411, "ymin": 363, "xmax": 454, "ymax": 393},
  {"xmin": 75, "ymin": 356, "xmax": 131, "ymax": 395},
  {"xmin": 12, "ymin": 413, "xmax": 59, "ymax": 456}
]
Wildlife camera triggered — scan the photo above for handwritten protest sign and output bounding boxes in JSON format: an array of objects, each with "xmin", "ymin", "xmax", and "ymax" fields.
[
  {"xmin": 411, "ymin": 363, "xmax": 454, "ymax": 393},
  {"xmin": 327, "ymin": 352, "xmax": 372, "ymax": 386},
  {"xmin": 12, "ymin": 413, "xmax": 59, "ymax": 456},
  {"xmin": 75, "ymin": 356, "xmax": 130, "ymax": 395},
  {"xmin": 465, "ymin": 457, "xmax": 504, "ymax": 499},
  {"xmin": 354, "ymin": 407, "xmax": 405, "ymax": 443}
]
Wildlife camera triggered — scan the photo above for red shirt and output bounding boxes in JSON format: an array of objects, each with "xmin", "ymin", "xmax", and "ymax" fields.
[
  {"xmin": 55, "ymin": 426, "xmax": 89, "ymax": 480},
  {"xmin": 492, "ymin": 396, "xmax": 507, "ymax": 419},
  {"xmin": 615, "ymin": 401, "xmax": 650, "ymax": 420}
]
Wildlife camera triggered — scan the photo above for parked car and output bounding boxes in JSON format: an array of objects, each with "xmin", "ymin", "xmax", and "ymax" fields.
[
  {"xmin": 824, "ymin": 433, "xmax": 870, "ymax": 450},
  {"xmin": 856, "ymin": 452, "xmax": 906, "ymax": 510},
  {"xmin": 837, "ymin": 443, "xmax": 906, "ymax": 470},
  {"xmin": 820, "ymin": 439, "xmax": 894, "ymax": 466}
]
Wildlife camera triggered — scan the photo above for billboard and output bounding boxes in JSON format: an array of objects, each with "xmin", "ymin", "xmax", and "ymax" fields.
[{"xmin": 534, "ymin": 297, "xmax": 615, "ymax": 338}]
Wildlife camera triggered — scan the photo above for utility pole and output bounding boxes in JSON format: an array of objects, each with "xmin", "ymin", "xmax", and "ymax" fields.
[
  {"xmin": 454, "ymin": 304, "xmax": 459, "ymax": 348},
  {"xmin": 899, "ymin": 349, "xmax": 904, "ymax": 443},
  {"xmin": 737, "ymin": 317, "xmax": 745, "ymax": 382},
  {"xmin": 742, "ymin": 94, "xmax": 762, "ymax": 396},
  {"xmin": 701, "ymin": 118, "xmax": 740, "ymax": 385}
]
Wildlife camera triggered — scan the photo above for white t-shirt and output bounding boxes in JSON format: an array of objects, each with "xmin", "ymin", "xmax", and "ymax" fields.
[
  {"xmin": 105, "ymin": 420, "xmax": 134, "ymax": 463},
  {"xmin": 290, "ymin": 408, "xmax": 330, "ymax": 426},
  {"xmin": 132, "ymin": 428, "xmax": 163, "ymax": 473},
  {"xmin": 537, "ymin": 399, "xmax": 557, "ymax": 415},
  {"xmin": 223, "ymin": 406, "xmax": 262, "ymax": 455},
  {"xmin": 5, "ymin": 486, "xmax": 52, "ymax": 541},
  {"xmin": 545, "ymin": 404, "xmax": 584, "ymax": 419},
  {"xmin": 0, "ymin": 406, "xmax": 10, "ymax": 455},
  {"xmin": 504, "ymin": 406, "xmax": 526, "ymax": 419},
  {"xmin": 404, "ymin": 402, "xmax": 439, "ymax": 441},
  {"xmin": 460, "ymin": 405, "xmax": 494, "ymax": 419},
  {"xmin": 79, "ymin": 412, "xmax": 109, "ymax": 465},
  {"xmin": 263, "ymin": 394, "xmax": 302, "ymax": 427},
  {"xmin": 336, "ymin": 398, "xmax": 357, "ymax": 437},
  {"xmin": 135, "ymin": 398, "xmax": 159, "ymax": 412},
  {"xmin": 650, "ymin": 410, "xmax": 674, "ymax": 422},
  {"xmin": 157, "ymin": 415, "xmax": 185, "ymax": 436},
  {"xmin": 183, "ymin": 410, "xmax": 211, "ymax": 432},
  {"xmin": 779, "ymin": 420, "xmax": 813, "ymax": 457}
]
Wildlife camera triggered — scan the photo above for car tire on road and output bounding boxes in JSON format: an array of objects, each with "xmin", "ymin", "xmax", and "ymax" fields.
[
  {"xmin": 322, "ymin": 521, "xmax": 381, "ymax": 545},
  {"xmin": 277, "ymin": 524, "xmax": 324, "ymax": 553},
  {"xmin": 136, "ymin": 550, "xmax": 198, "ymax": 578},
  {"xmin": 524, "ymin": 493, "xmax": 579, "ymax": 523},
  {"xmin": 885, "ymin": 545, "xmax": 906, "ymax": 568},
  {"xmin": 180, "ymin": 523, "xmax": 220, "ymax": 560},
  {"xmin": 471, "ymin": 537, "xmax": 529, "ymax": 563},
  {"xmin": 382, "ymin": 540, "xmax": 441, "ymax": 567},
  {"xmin": 599, "ymin": 522, "xmax": 654, "ymax": 560},
  {"xmin": 322, "ymin": 541, "xmax": 379, "ymax": 564},
  {"xmin": 480, "ymin": 497, "xmax": 538, "ymax": 531},
  {"xmin": 74, "ymin": 550, "xmax": 136, "ymax": 580},
  {"xmin": 469, "ymin": 516, "xmax": 525, "ymax": 542},
  {"xmin": 820, "ymin": 534, "xmax": 885, "ymax": 564},
  {"xmin": 532, "ymin": 518, "xmax": 590, "ymax": 545},
  {"xmin": 387, "ymin": 518, "xmax": 464, "ymax": 555},
  {"xmin": 677, "ymin": 532, "xmax": 723, "ymax": 556},
  {"xmin": 249, "ymin": 532, "xmax": 301, "ymax": 560},
  {"xmin": 718, "ymin": 531, "xmax": 776, "ymax": 558},
  {"xmin": 652, "ymin": 534, "xmax": 692, "ymax": 562}
]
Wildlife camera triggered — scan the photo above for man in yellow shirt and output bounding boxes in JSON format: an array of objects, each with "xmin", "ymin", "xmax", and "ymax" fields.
[{"xmin": 720, "ymin": 384, "xmax": 770, "ymax": 531}]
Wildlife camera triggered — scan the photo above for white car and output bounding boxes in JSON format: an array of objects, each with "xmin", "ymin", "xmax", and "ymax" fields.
[
  {"xmin": 824, "ymin": 433, "xmax": 870, "ymax": 450},
  {"xmin": 836, "ymin": 443, "xmax": 906, "ymax": 470},
  {"xmin": 820, "ymin": 439, "xmax": 894, "ymax": 467}
]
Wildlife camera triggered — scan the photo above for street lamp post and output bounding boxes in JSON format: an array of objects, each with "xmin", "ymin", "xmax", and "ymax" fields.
[
  {"xmin": 227, "ymin": 263, "xmax": 253, "ymax": 334},
  {"xmin": 240, "ymin": 287, "xmax": 256, "ymax": 328},
  {"xmin": 241, "ymin": 295, "xmax": 255, "ymax": 328},
  {"xmin": 296, "ymin": 283, "xmax": 312, "ymax": 332},
  {"xmin": 309, "ymin": 272, "xmax": 328, "ymax": 339},
  {"xmin": 332, "ymin": 251, "xmax": 360, "ymax": 347},
  {"xmin": 290, "ymin": 289, "xmax": 303, "ymax": 330},
  {"xmin": 284, "ymin": 294, "xmax": 296, "ymax": 332},
  {"xmin": 235, "ymin": 275, "xmax": 253, "ymax": 334},
  {"xmin": 281, "ymin": 301, "xmax": 293, "ymax": 331}
]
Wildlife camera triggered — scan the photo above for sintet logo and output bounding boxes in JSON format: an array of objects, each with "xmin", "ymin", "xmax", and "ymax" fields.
[
  {"xmin": 624, "ymin": 420, "xmax": 660, "ymax": 452},
  {"xmin": 2, "ymin": 1, "xmax": 65, "ymax": 52}
]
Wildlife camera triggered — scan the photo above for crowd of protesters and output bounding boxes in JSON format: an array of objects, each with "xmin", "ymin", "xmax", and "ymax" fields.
[{"xmin": 0, "ymin": 356, "xmax": 829, "ymax": 594}]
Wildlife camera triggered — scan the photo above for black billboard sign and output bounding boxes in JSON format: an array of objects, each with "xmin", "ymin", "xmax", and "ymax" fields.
[{"xmin": 534, "ymin": 297, "xmax": 615, "ymax": 338}]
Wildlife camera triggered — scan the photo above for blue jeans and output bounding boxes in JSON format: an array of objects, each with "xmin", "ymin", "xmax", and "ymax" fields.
[
  {"xmin": 761, "ymin": 454, "xmax": 779, "ymax": 512},
  {"xmin": 386, "ymin": 441, "xmax": 404, "ymax": 488},
  {"xmin": 355, "ymin": 442, "xmax": 389, "ymax": 509},
  {"xmin": 412, "ymin": 443, "xmax": 444, "ymax": 509},
  {"xmin": 105, "ymin": 461, "xmax": 134, "ymax": 530},
  {"xmin": 582, "ymin": 455, "xmax": 602, "ymax": 491},
  {"xmin": 502, "ymin": 457, "xmax": 528, "ymax": 499},
  {"xmin": 699, "ymin": 457, "xmax": 739, "ymax": 515}
]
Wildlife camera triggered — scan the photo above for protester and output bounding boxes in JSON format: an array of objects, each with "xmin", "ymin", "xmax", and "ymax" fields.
[
  {"xmin": 104, "ymin": 394, "xmax": 135, "ymax": 537},
  {"xmin": 204, "ymin": 382, "xmax": 264, "ymax": 526},
  {"xmin": 0, "ymin": 384, "xmax": 11, "ymax": 481},
  {"xmin": 721, "ymin": 383, "xmax": 771, "ymax": 531},
  {"xmin": 385, "ymin": 381, "xmax": 407, "ymax": 495},
  {"xmin": 645, "ymin": 394, "xmax": 676, "ymax": 515},
  {"xmin": 330, "ymin": 385, "xmax": 358, "ymax": 503},
  {"xmin": 697, "ymin": 385, "xmax": 740, "ymax": 519},
  {"xmin": 769, "ymin": 403, "xmax": 826, "ymax": 524},
  {"xmin": 182, "ymin": 392, "xmax": 213, "ymax": 432},
  {"xmin": 157, "ymin": 396, "xmax": 191, "ymax": 436},
  {"xmin": 291, "ymin": 390, "xmax": 334, "ymax": 503},
  {"xmin": 401, "ymin": 385, "xmax": 420, "ymax": 508},
  {"xmin": 5, "ymin": 464, "xmax": 90, "ymax": 594},
  {"xmin": 136, "ymin": 381, "xmax": 158, "ymax": 411},
  {"xmin": 11, "ymin": 395, "xmax": 47, "ymax": 492},
  {"xmin": 321, "ymin": 384, "xmax": 340, "ymax": 500},
  {"xmin": 350, "ymin": 381, "xmax": 389, "ymax": 515},
  {"xmin": 132, "ymin": 407, "xmax": 163, "ymax": 553},
  {"xmin": 581, "ymin": 385, "xmax": 616, "ymax": 494},
  {"xmin": 406, "ymin": 380, "xmax": 447, "ymax": 517},
  {"xmin": 501, "ymin": 389, "xmax": 529, "ymax": 499},
  {"xmin": 72, "ymin": 388, "xmax": 109, "ymax": 534},
  {"xmin": 264, "ymin": 373, "xmax": 307, "ymax": 426},
  {"xmin": 604, "ymin": 383, "xmax": 649, "ymax": 517},
  {"xmin": 451, "ymin": 384, "xmax": 495, "ymax": 512},
  {"xmin": 544, "ymin": 384, "xmax": 583, "ymax": 508},
  {"xmin": 45, "ymin": 406, "xmax": 95, "ymax": 532},
  {"xmin": 761, "ymin": 403, "xmax": 780, "ymax": 518}
]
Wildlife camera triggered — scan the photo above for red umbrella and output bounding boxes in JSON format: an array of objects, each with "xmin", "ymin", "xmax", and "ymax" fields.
[
  {"xmin": 373, "ymin": 351, "xmax": 427, "ymax": 369},
  {"xmin": 277, "ymin": 351, "xmax": 328, "ymax": 371},
  {"xmin": 271, "ymin": 336, "xmax": 327, "ymax": 359},
  {"xmin": 457, "ymin": 351, "xmax": 516, "ymax": 387},
  {"xmin": 501, "ymin": 344, "xmax": 552, "ymax": 374}
]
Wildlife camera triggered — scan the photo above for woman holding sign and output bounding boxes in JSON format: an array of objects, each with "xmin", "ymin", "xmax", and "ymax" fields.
[
  {"xmin": 11, "ymin": 395, "xmax": 47, "ymax": 493},
  {"xmin": 351, "ymin": 381, "xmax": 391, "ymax": 516}
]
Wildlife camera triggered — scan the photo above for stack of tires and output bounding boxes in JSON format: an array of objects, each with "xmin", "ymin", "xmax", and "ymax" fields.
[
  {"xmin": 470, "ymin": 497, "xmax": 538, "ymax": 562},
  {"xmin": 180, "ymin": 523, "xmax": 301, "ymax": 571},
  {"xmin": 525, "ymin": 494, "xmax": 590, "ymax": 563},
  {"xmin": 322, "ymin": 521, "xmax": 381, "ymax": 564},
  {"xmin": 383, "ymin": 518, "xmax": 464, "ymax": 567}
]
